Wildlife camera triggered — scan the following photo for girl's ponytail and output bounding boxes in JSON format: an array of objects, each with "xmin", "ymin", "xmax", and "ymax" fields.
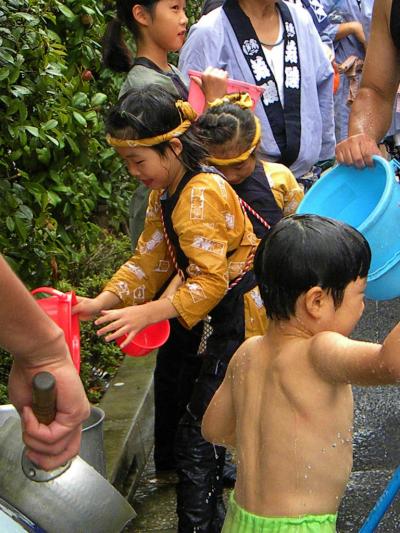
[{"xmin": 102, "ymin": 18, "xmax": 133, "ymax": 73}]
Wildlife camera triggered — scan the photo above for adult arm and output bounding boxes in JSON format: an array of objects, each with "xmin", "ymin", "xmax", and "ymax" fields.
[
  {"xmin": 336, "ymin": 0, "xmax": 400, "ymax": 167},
  {"xmin": 0, "ymin": 256, "xmax": 90, "ymax": 470}
]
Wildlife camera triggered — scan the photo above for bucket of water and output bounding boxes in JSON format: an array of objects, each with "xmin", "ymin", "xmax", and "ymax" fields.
[
  {"xmin": 31, "ymin": 287, "xmax": 80, "ymax": 371},
  {"xmin": 296, "ymin": 156, "xmax": 400, "ymax": 300},
  {"xmin": 116, "ymin": 320, "xmax": 170, "ymax": 357},
  {"xmin": 188, "ymin": 69, "xmax": 265, "ymax": 114}
]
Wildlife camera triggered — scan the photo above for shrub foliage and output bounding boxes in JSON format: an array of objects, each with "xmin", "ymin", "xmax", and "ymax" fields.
[
  {"xmin": 0, "ymin": 0, "xmax": 135, "ymax": 284},
  {"xmin": 0, "ymin": 0, "xmax": 202, "ymax": 404}
]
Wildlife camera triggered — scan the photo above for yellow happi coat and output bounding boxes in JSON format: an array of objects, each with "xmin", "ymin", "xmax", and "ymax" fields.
[{"xmin": 104, "ymin": 171, "xmax": 267, "ymax": 338}]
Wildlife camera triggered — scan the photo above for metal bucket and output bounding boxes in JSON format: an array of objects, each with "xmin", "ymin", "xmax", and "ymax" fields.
[
  {"xmin": 81, "ymin": 406, "xmax": 106, "ymax": 477},
  {"xmin": 0, "ymin": 405, "xmax": 106, "ymax": 476},
  {"xmin": 0, "ymin": 405, "xmax": 135, "ymax": 532}
]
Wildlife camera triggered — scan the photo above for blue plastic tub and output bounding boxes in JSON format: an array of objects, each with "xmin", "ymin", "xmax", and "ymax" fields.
[{"xmin": 297, "ymin": 156, "xmax": 400, "ymax": 300}]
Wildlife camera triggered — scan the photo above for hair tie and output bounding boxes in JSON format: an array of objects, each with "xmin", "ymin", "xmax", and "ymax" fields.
[{"xmin": 175, "ymin": 100, "xmax": 197, "ymax": 122}]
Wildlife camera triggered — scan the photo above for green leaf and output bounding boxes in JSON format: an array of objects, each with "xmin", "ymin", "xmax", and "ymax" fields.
[
  {"xmin": 81, "ymin": 6, "xmax": 95, "ymax": 15},
  {"xmin": 40, "ymin": 192, "xmax": 49, "ymax": 210},
  {"xmin": 0, "ymin": 67, "xmax": 9, "ymax": 81},
  {"xmin": 17, "ymin": 102, "xmax": 27, "ymax": 122},
  {"xmin": 42, "ymin": 119, "xmax": 58, "ymax": 131},
  {"xmin": 0, "ymin": 49, "xmax": 14, "ymax": 64},
  {"xmin": 48, "ymin": 191, "xmax": 62, "ymax": 206},
  {"xmin": 84, "ymin": 111, "xmax": 97, "ymax": 122},
  {"xmin": 25, "ymin": 126, "xmax": 39, "ymax": 137},
  {"xmin": 72, "ymin": 92, "xmax": 88, "ymax": 108},
  {"xmin": 65, "ymin": 135, "xmax": 80, "ymax": 155},
  {"xmin": 5, "ymin": 216, "xmax": 15, "ymax": 232},
  {"xmin": 36, "ymin": 147, "xmax": 51, "ymax": 165},
  {"xmin": 14, "ymin": 217, "xmax": 28, "ymax": 241},
  {"xmin": 8, "ymin": 67, "xmax": 20, "ymax": 85},
  {"xmin": 90, "ymin": 93, "xmax": 107, "ymax": 107},
  {"xmin": 14, "ymin": 13, "xmax": 40, "ymax": 25},
  {"xmin": 55, "ymin": 2, "xmax": 76, "ymax": 20},
  {"xmin": 45, "ymin": 134, "xmax": 59, "ymax": 147},
  {"xmin": 10, "ymin": 85, "xmax": 32, "ymax": 97},
  {"xmin": 17, "ymin": 205, "xmax": 33, "ymax": 221},
  {"xmin": 73, "ymin": 111, "xmax": 87, "ymax": 127},
  {"xmin": 10, "ymin": 149, "xmax": 22, "ymax": 161}
]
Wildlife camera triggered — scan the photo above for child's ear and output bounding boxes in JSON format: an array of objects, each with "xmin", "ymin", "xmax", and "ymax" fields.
[
  {"xmin": 169, "ymin": 138, "xmax": 183, "ymax": 157},
  {"xmin": 132, "ymin": 4, "xmax": 150, "ymax": 26},
  {"xmin": 304, "ymin": 286, "xmax": 327, "ymax": 319}
]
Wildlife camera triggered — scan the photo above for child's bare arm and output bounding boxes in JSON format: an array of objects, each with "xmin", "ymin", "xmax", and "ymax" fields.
[
  {"xmin": 202, "ymin": 359, "xmax": 236, "ymax": 447},
  {"xmin": 310, "ymin": 324, "xmax": 400, "ymax": 386}
]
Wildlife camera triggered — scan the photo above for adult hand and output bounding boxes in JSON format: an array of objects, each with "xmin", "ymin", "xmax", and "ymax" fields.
[
  {"xmin": 8, "ymin": 356, "xmax": 90, "ymax": 470},
  {"xmin": 191, "ymin": 66, "xmax": 228, "ymax": 107},
  {"xmin": 335, "ymin": 133, "xmax": 381, "ymax": 168}
]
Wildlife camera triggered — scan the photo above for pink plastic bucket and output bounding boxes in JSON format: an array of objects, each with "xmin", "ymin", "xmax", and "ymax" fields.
[
  {"xmin": 116, "ymin": 320, "xmax": 171, "ymax": 357},
  {"xmin": 187, "ymin": 69, "xmax": 265, "ymax": 115},
  {"xmin": 31, "ymin": 287, "xmax": 80, "ymax": 372}
]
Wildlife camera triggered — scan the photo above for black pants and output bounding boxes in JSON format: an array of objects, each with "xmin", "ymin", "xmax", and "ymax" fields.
[
  {"xmin": 154, "ymin": 318, "xmax": 202, "ymax": 471},
  {"xmin": 175, "ymin": 274, "xmax": 252, "ymax": 533}
]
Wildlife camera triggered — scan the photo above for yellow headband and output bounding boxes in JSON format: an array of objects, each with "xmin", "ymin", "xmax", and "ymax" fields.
[
  {"xmin": 208, "ymin": 92, "xmax": 253, "ymax": 110},
  {"xmin": 106, "ymin": 100, "xmax": 197, "ymax": 148},
  {"xmin": 207, "ymin": 116, "xmax": 261, "ymax": 167}
]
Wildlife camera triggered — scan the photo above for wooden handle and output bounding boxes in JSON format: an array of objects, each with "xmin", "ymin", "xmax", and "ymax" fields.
[{"xmin": 32, "ymin": 372, "xmax": 56, "ymax": 425}]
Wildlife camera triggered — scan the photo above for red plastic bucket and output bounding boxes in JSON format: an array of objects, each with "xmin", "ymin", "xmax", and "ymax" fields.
[
  {"xmin": 31, "ymin": 287, "xmax": 80, "ymax": 372},
  {"xmin": 116, "ymin": 320, "xmax": 170, "ymax": 357}
]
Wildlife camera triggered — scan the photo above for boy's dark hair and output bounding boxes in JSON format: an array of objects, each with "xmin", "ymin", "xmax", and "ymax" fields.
[
  {"xmin": 106, "ymin": 84, "xmax": 209, "ymax": 170},
  {"xmin": 197, "ymin": 102, "xmax": 257, "ymax": 155},
  {"xmin": 254, "ymin": 214, "xmax": 371, "ymax": 320},
  {"xmin": 102, "ymin": 0, "xmax": 159, "ymax": 72}
]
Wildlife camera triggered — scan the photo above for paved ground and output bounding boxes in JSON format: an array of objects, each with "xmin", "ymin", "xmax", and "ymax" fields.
[{"xmin": 129, "ymin": 298, "xmax": 400, "ymax": 532}]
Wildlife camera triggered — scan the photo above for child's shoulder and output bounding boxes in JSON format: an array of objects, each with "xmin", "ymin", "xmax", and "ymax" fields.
[
  {"xmin": 182, "ymin": 170, "xmax": 232, "ymax": 196},
  {"xmin": 229, "ymin": 335, "xmax": 265, "ymax": 370}
]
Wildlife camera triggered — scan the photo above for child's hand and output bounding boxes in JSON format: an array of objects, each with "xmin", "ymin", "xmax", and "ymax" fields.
[
  {"xmin": 72, "ymin": 291, "xmax": 122, "ymax": 321},
  {"xmin": 192, "ymin": 66, "xmax": 228, "ymax": 107},
  {"xmin": 94, "ymin": 306, "xmax": 150, "ymax": 347},
  {"xmin": 72, "ymin": 296, "xmax": 103, "ymax": 321}
]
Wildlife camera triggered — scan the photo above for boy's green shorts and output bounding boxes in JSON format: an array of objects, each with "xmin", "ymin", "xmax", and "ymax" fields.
[{"xmin": 222, "ymin": 492, "xmax": 337, "ymax": 532}]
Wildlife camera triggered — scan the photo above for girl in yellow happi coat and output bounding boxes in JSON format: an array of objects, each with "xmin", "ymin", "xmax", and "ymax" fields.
[{"xmin": 73, "ymin": 84, "xmax": 266, "ymax": 532}]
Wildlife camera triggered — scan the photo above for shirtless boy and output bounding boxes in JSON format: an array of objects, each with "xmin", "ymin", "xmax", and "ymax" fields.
[{"xmin": 202, "ymin": 214, "xmax": 400, "ymax": 532}]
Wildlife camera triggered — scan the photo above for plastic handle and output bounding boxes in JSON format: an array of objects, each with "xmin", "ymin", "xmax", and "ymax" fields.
[
  {"xmin": 32, "ymin": 372, "xmax": 56, "ymax": 425},
  {"xmin": 31, "ymin": 287, "xmax": 65, "ymax": 299},
  {"xmin": 359, "ymin": 466, "xmax": 400, "ymax": 532},
  {"xmin": 390, "ymin": 158, "xmax": 400, "ymax": 172}
]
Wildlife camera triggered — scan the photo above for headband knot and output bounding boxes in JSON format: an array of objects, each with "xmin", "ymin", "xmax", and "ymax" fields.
[{"xmin": 106, "ymin": 99, "xmax": 197, "ymax": 149}]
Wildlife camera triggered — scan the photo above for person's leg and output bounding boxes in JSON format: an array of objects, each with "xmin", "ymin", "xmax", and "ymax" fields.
[
  {"xmin": 154, "ymin": 319, "xmax": 202, "ymax": 472},
  {"xmin": 175, "ymin": 359, "xmax": 228, "ymax": 533},
  {"xmin": 174, "ymin": 276, "xmax": 251, "ymax": 532}
]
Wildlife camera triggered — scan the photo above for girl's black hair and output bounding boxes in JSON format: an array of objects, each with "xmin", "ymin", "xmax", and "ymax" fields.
[
  {"xmin": 197, "ymin": 102, "xmax": 257, "ymax": 155},
  {"xmin": 254, "ymin": 214, "xmax": 371, "ymax": 321},
  {"xmin": 106, "ymin": 84, "xmax": 209, "ymax": 170},
  {"xmin": 102, "ymin": 0, "xmax": 159, "ymax": 72}
]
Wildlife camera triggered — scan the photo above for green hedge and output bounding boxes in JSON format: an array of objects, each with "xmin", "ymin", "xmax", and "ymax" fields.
[{"xmin": 0, "ymin": 0, "xmax": 135, "ymax": 285}]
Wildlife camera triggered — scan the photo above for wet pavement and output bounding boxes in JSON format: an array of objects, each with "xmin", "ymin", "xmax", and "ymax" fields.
[
  {"xmin": 125, "ymin": 457, "xmax": 177, "ymax": 532},
  {"xmin": 128, "ymin": 299, "xmax": 400, "ymax": 532}
]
